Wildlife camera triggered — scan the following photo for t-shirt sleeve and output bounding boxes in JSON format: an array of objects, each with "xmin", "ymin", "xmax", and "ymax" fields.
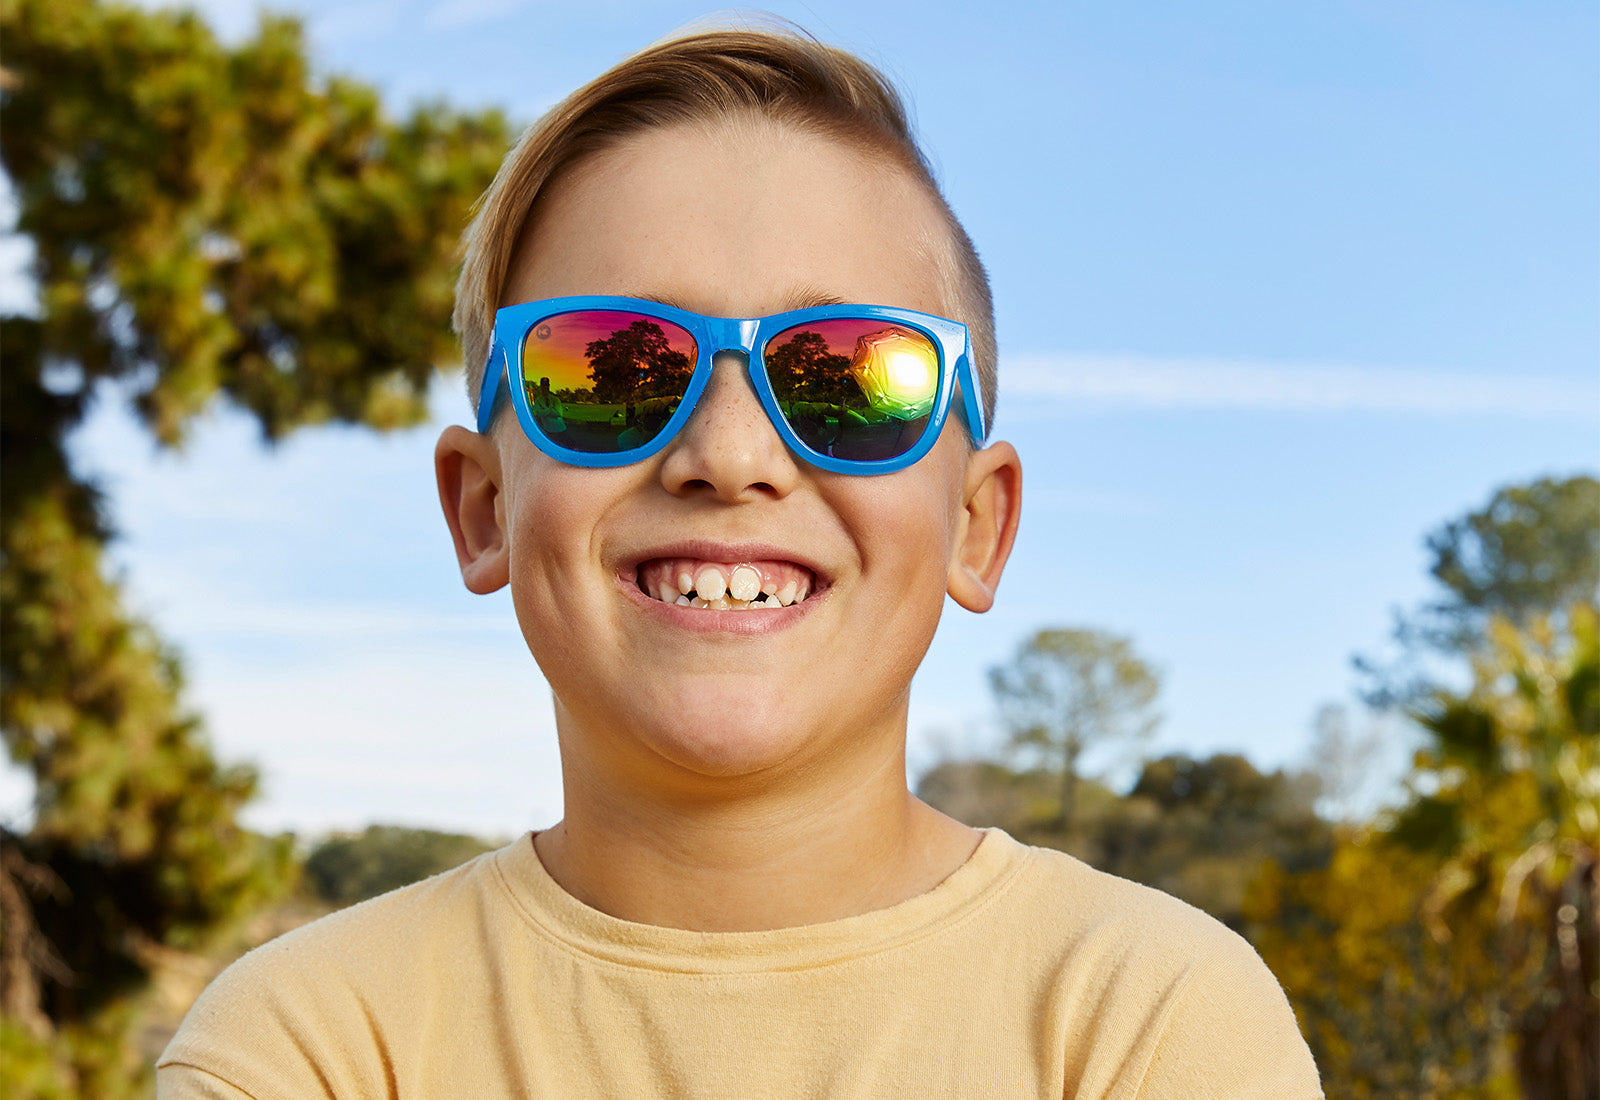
[
  {"xmin": 157, "ymin": 1063, "xmax": 268, "ymax": 1100},
  {"xmin": 154, "ymin": 933, "xmax": 371, "ymax": 1100},
  {"xmin": 1129, "ymin": 926, "xmax": 1324, "ymax": 1100}
]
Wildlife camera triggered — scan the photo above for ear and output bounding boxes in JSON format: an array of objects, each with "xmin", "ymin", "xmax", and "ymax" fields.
[
  {"xmin": 435, "ymin": 424, "xmax": 510, "ymax": 594},
  {"xmin": 947, "ymin": 441, "xmax": 1022, "ymax": 613}
]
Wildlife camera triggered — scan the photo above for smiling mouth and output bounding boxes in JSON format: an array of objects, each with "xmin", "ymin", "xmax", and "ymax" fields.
[{"xmin": 636, "ymin": 558, "xmax": 816, "ymax": 611}]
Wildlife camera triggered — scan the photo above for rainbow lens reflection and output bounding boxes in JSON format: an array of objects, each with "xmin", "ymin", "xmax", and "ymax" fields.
[
  {"xmin": 763, "ymin": 318, "xmax": 938, "ymax": 462},
  {"xmin": 521, "ymin": 310, "xmax": 697, "ymax": 453}
]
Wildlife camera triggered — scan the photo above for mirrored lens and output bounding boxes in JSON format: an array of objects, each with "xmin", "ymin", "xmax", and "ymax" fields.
[
  {"xmin": 520, "ymin": 310, "xmax": 697, "ymax": 454},
  {"xmin": 763, "ymin": 319, "xmax": 939, "ymax": 462}
]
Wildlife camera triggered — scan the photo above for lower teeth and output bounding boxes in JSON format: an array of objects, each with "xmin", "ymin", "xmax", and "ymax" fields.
[{"xmin": 669, "ymin": 592, "xmax": 786, "ymax": 610}]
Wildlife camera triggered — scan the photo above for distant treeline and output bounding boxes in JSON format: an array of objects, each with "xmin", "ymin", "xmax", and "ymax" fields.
[{"xmin": 300, "ymin": 826, "xmax": 501, "ymax": 907}]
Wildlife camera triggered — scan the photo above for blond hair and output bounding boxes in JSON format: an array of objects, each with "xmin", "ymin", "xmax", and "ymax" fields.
[{"xmin": 452, "ymin": 26, "xmax": 996, "ymax": 436}]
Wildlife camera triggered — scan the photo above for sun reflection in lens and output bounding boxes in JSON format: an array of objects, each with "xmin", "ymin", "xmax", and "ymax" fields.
[{"xmin": 849, "ymin": 329, "xmax": 937, "ymax": 418}]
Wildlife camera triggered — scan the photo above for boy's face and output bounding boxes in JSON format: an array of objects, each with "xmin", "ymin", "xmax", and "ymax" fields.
[{"xmin": 440, "ymin": 117, "xmax": 1020, "ymax": 789}]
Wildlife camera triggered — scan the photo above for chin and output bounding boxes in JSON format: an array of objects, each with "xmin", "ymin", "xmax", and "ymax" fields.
[
  {"xmin": 638, "ymin": 699, "xmax": 820, "ymax": 782},
  {"xmin": 553, "ymin": 676, "xmax": 901, "ymax": 793}
]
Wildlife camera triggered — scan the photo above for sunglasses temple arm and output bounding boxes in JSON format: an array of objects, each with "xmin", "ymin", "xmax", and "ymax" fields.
[
  {"xmin": 476, "ymin": 345, "xmax": 504, "ymax": 434},
  {"xmin": 956, "ymin": 354, "xmax": 987, "ymax": 444}
]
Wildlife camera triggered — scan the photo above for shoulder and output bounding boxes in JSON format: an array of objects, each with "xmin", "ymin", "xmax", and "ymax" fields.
[
  {"xmin": 157, "ymin": 838, "xmax": 523, "ymax": 1098},
  {"xmin": 206, "ymin": 838, "xmax": 508, "ymax": 988},
  {"xmin": 999, "ymin": 835, "xmax": 1260, "ymax": 967},
  {"xmin": 993, "ymin": 835, "xmax": 1324, "ymax": 1099}
]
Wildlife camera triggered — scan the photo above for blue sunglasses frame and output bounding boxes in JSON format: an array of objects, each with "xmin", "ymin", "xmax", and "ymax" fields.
[{"xmin": 476, "ymin": 296, "xmax": 987, "ymax": 475}]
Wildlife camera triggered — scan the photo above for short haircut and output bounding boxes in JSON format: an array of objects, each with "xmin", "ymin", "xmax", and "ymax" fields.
[{"xmin": 453, "ymin": 25, "xmax": 997, "ymax": 437}]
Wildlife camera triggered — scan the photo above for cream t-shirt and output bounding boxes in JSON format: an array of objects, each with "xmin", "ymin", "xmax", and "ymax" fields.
[{"xmin": 158, "ymin": 829, "xmax": 1322, "ymax": 1098}]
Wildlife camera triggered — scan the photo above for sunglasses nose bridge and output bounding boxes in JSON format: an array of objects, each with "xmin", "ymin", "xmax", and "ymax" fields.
[
  {"xmin": 685, "ymin": 318, "xmax": 784, "ymax": 448},
  {"xmin": 701, "ymin": 317, "xmax": 759, "ymax": 363}
]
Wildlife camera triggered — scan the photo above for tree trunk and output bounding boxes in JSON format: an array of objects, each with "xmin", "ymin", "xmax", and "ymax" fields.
[
  {"xmin": 0, "ymin": 832, "xmax": 69, "ymax": 1039},
  {"xmin": 1057, "ymin": 742, "xmax": 1080, "ymax": 833}
]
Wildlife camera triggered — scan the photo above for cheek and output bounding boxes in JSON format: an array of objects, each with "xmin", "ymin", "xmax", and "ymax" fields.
[
  {"xmin": 506, "ymin": 473, "xmax": 582, "ymax": 565},
  {"xmin": 498, "ymin": 461, "xmax": 624, "ymax": 648},
  {"xmin": 499, "ymin": 444, "xmax": 626, "ymax": 570},
  {"xmin": 848, "ymin": 478, "xmax": 962, "ymax": 710},
  {"xmin": 844, "ymin": 454, "xmax": 966, "ymax": 592}
]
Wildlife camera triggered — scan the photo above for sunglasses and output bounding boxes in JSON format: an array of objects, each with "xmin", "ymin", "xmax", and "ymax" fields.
[{"xmin": 476, "ymin": 296, "xmax": 986, "ymax": 475}]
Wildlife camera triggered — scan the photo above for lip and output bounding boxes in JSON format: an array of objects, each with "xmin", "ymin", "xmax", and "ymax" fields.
[{"xmin": 615, "ymin": 539, "xmax": 831, "ymax": 635}]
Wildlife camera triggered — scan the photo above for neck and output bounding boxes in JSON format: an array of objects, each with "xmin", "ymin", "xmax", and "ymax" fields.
[{"xmin": 534, "ymin": 717, "xmax": 979, "ymax": 932}]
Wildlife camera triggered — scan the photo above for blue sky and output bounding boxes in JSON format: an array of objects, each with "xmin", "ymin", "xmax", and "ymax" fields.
[{"xmin": 3, "ymin": 0, "xmax": 1596, "ymax": 837}]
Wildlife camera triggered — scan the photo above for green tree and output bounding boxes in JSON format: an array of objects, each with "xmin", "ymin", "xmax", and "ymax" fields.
[
  {"xmin": 1250, "ymin": 605, "xmax": 1599, "ymax": 1099},
  {"xmin": 1361, "ymin": 475, "xmax": 1600, "ymax": 705},
  {"xmin": 918, "ymin": 752, "xmax": 1330, "ymax": 931},
  {"xmin": 303, "ymin": 826, "xmax": 497, "ymax": 906},
  {"xmin": 764, "ymin": 328, "xmax": 852, "ymax": 404},
  {"xmin": 0, "ymin": 1, "xmax": 508, "ymax": 1092},
  {"xmin": 1096, "ymin": 753, "xmax": 1329, "ymax": 930},
  {"xmin": 988, "ymin": 628, "xmax": 1161, "ymax": 832},
  {"xmin": 915, "ymin": 758, "xmax": 1068, "ymax": 835},
  {"xmin": 1424, "ymin": 477, "xmax": 1599, "ymax": 634},
  {"xmin": 585, "ymin": 320, "xmax": 692, "ymax": 404}
]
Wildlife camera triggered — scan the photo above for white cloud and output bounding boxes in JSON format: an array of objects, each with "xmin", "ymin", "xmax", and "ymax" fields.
[{"xmin": 1003, "ymin": 353, "xmax": 1598, "ymax": 421}]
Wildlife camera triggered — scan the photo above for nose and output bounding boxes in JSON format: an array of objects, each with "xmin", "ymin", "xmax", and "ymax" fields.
[{"xmin": 658, "ymin": 351, "xmax": 802, "ymax": 502}]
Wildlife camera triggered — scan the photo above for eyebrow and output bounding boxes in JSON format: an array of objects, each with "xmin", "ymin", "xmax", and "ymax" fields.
[{"xmin": 629, "ymin": 287, "xmax": 850, "ymax": 316}]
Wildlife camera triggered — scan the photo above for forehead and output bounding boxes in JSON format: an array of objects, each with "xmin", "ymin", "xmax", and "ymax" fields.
[{"xmin": 502, "ymin": 116, "xmax": 955, "ymax": 320}]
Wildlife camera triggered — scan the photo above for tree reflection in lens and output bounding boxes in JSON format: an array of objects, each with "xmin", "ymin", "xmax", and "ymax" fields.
[{"xmin": 523, "ymin": 313, "xmax": 695, "ymax": 452}]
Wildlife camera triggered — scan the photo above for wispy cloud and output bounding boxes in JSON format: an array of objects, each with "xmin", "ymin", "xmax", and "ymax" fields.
[
  {"xmin": 422, "ymin": 0, "xmax": 529, "ymax": 32},
  {"xmin": 1003, "ymin": 353, "xmax": 1598, "ymax": 421}
]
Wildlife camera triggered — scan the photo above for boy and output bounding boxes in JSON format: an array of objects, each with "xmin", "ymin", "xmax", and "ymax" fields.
[{"xmin": 159, "ymin": 27, "xmax": 1323, "ymax": 1098}]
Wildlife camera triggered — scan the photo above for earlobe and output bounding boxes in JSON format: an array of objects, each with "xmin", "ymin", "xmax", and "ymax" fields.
[
  {"xmin": 947, "ymin": 441, "xmax": 1022, "ymax": 613},
  {"xmin": 435, "ymin": 425, "xmax": 510, "ymax": 594}
]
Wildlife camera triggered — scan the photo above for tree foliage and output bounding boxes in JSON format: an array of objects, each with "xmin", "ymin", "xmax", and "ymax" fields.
[
  {"xmin": 764, "ymin": 328, "xmax": 853, "ymax": 404},
  {"xmin": 303, "ymin": 826, "xmax": 497, "ymax": 906},
  {"xmin": 1250, "ymin": 605, "xmax": 1599, "ymax": 1099},
  {"xmin": 1361, "ymin": 475, "xmax": 1600, "ymax": 705},
  {"xmin": 989, "ymin": 628, "xmax": 1160, "ymax": 831},
  {"xmin": 0, "ymin": 1, "xmax": 509, "ymax": 1093},
  {"xmin": 919, "ymin": 752, "xmax": 1330, "ymax": 931},
  {"xmin": 1101, "ymin": 753, "xmax": 1329, "ymax": 929},
  {"xmin": 1424, "ymin": 477, "xmax": 1599, "ymax": 635},
  {"xmin": 2, "ymin": 0, "xmax": 508, "ymax": 441},
  {"xmin": 584, "ymin": 320, "xmax": 692, "ymax": 404}
]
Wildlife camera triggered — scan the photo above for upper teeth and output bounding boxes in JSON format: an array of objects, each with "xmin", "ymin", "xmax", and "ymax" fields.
[
  {"xmin": 640, "ymin": 559, "xmax": 813, "ymax": 611},
  {"xmin": 728, "ymin": 566, "xmax": 761, "ymax": 602},
  {"xmin": 694, "ymin": 565, "xmax": 727, "ymax": 601}
]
